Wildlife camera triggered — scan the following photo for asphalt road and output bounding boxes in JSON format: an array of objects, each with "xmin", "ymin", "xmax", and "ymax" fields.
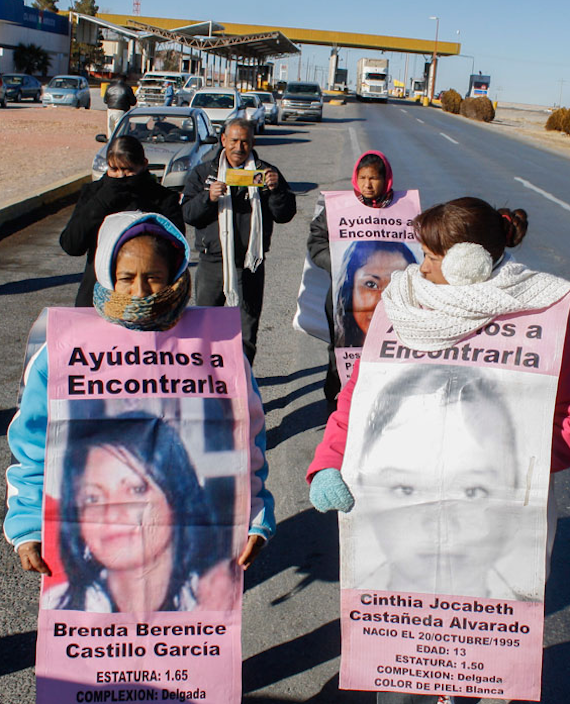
[{"xmin": 1, "ymin": 100, "xmax": 570, "ymax": 704}]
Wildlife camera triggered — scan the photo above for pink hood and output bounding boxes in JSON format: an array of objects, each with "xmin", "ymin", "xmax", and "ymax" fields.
[{"xmin": 351, "ymin": 150, "xmax": 393, "ymax": 207}]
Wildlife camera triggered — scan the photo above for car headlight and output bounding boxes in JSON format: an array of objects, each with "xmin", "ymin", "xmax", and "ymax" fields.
[
  {"xmin": 93, "ymin": 154, "xmax": 107, "ymax": 172},
  {"xmin": 282, "ymin": 99, "xmax": 291, "ymax": 106},
  {"xmin": 170, "ymin": 156, "xmax": 193, "ymax": 173}
]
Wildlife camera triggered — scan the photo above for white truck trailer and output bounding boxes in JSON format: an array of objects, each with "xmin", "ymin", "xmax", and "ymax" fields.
[{"xmin": 356, "ymin": 58, "xmax": 389, "ymax": 102}]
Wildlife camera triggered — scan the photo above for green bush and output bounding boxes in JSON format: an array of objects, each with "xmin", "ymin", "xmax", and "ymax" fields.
[
  {"xmin": 545, "ymin": 108, "xmax": 568, "ymax": 131},
  {"xmin": 441, "ymin": 89, "xmax": 462, "ymax": 114},
  {"xmin": 460, "ymin": 96, "xmax": 495, "ymax": 122}
]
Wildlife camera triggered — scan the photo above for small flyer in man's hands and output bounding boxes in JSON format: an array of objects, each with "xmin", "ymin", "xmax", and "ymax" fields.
[{"xmin": 225, "ymin": 169, "xmax": 266, "ymax": 187}]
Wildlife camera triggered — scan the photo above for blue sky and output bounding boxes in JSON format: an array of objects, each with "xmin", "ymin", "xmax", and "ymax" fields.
[{"xmin": 91, "ymin": 0, "xmax": 570, "ymax": 105}]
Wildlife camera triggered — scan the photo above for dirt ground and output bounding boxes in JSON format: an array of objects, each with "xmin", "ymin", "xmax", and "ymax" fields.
[
  {"xmin": 0, "ymin": 106, "xmax": 106, "ymax": 207},
  {"xmin": 0, "ymin": 101, "xmax": 568, "ymax": 209}
]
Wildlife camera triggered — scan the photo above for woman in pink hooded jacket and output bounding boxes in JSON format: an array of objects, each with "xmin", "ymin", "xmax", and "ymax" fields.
[{"xmin": 307, "ymin": 150, "xmax": 413, "ymax": 401}]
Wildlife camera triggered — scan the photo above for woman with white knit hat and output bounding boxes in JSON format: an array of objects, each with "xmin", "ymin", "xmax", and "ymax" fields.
[{"xmin": 307, "ymin": 197, "xmax": 570, "ymax": 704}]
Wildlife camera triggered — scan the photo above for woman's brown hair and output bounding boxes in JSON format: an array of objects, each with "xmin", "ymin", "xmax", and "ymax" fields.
[
  {"xmin": 107, "ymin": 135, "xmax": 147, "ymax": 169},
  {"xmin": 413, "ymin": 197, "xmax": 528, "ymax": 262}
]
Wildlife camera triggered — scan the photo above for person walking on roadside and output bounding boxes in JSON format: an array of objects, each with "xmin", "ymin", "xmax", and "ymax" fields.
[
  {"xmin": 164, "ymin": 81, "xmax": 175, "ymax": 106},
  {"xmin": 60, "ymin": 135, "xmax": 184, "ymax": 307},
  {"xmin": 103, "ymin": 75, "xmax": 137, "ymax": 138},
  {"xmin": 181, "ymin": 118, "xmax": 296, "ymax": 363}
]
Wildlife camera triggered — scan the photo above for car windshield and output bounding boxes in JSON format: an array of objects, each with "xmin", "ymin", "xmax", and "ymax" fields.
[
  {"xmin": 119, "ymin": 115, "xmax": 197, "ymax": 144},
  {"xmin": 4, "ymin": 75, "xmax": 23, "ymax": 85},
  {"xmin": 287, "ymin": 84, "xmax": 320, "ymax": 95},
  {"xmin": 191, "ymin": 93, "xmax": 235, "ymax": 109},
  {"xmin": 255, "ymin": 94, "xmax": 274, "ymax": 104},
  {"xmin": 48, "ymin": 77, "xmax": 79, "ymax": 89},
  {"xmin": 242, "ymin": 95, "xmax": 257, "ymax": 108}
]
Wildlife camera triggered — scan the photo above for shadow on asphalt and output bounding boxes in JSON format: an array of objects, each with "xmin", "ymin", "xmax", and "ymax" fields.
[
  {"xmin": 288, "ymin": 181, "xmax": 319, "ymax": 195},
  {"xmin": 254, "ymin": 136, "xmax": 312, "ymax": 147},
  {"xmin": 245, "ymin": 508, "xmax": 339, "ymax": 594},
  {"xmin": 0, "ymin": 407, "xmax": 16, "ymax": 436},
  {"xmin": 0, "ymin": 631, "xmax": 36, "ymax": 675},
  {"xmin": 256, "ymin": 365, "xmax": 326, "ymax": 388},
  {"xmin": 0, "ymin": 273, "xmax": 82, "ymax": 296},
  {"xmin": 266, "ymin": 399, "xmax": 328, "ymax": 450},
  {"xmin": 263, "ymin": 379, "xmax": 323, "ymax": 413},
  {"xmin": 545, "ymin": 515, "xmax": 570, "ymax": 614}
]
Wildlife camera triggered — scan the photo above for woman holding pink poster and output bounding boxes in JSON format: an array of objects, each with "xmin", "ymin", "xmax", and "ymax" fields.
[
  {"xmin": 4, "ymin": 210, "xmax": 274, "ymax": 702},
  {"xmin": 307, "ymin": 150, "xmax": 420, "ymax": 401},
  {"xmin": 307, "ymin": 198, "xmax": 570, "ymax": 703}
]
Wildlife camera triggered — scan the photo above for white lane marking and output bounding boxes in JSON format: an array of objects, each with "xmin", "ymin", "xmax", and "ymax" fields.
[
  {"xmin": 416, "ymin": 118, "xmax": 425, "ymax": 124},
  {"xmin": 514, "ymin": 177, "xmax": 570, "ymax": 212},
  {"xmin": 440, "ymin": 132, "xmax": 459, "ymax": 144},
  {"xmin": 400, "ymin": 108, "xmax": 408, "ymax": 113},
  {"xmin": 349, "ymin": 126, "xmax": 361, "ymax": 161}
]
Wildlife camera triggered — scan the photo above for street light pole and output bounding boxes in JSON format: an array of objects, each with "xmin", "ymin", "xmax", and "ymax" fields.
[{"xmin": 429, "ymin": 15, "xmax": 439, "ymax": 102}]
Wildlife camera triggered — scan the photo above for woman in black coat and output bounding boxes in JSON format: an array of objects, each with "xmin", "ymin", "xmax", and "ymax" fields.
[{"xmin": 60, "ymin": 135, "xmax": 185, "ymax": 306}]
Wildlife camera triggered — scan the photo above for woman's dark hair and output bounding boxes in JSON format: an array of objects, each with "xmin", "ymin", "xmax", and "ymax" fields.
[
  {"xmin": 360, "ymin": 365, "xmax": 518, "ymax": 487},
  {"xmin": 57, "ymin": 412, "xmax": 213, "ymax": 611},
  {"xmin": 414, "ymin": 197, "xmax": 528, "ymax": 262},
  {"xmin": 356, "ymin": 153, "xmax": 386, "ymax": 178},
  {"xmin": 107, "ymin": 135, "xmax": 147, "ymax": 169},
  {"xmin": 334, "ymin": 241, "xmax": 416, "ymax": 347}
]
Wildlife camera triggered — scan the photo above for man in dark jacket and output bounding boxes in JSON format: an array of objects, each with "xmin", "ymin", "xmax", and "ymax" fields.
[
  {"xmin": 103, "ymin": 76, "xmax": 137, "ymax": 137},
  {"xmin": 182, "ymin": 118, "xmax": 296, "ymax": 363}
]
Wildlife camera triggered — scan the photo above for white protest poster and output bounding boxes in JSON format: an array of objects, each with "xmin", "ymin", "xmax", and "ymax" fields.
[
  {"xmin": 338, "ymin": 298, "xmax": 570, "ymax": 701},
  {"xmin": 326, "ymin": 190, "xmax": 422, "ymax": 384}
]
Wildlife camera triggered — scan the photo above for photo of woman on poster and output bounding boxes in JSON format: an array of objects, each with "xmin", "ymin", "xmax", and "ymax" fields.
[
  {"xmin": 48, "ymin": 412, "xmax": 234, "ymax": 613},
  {"xmin": 334, "ymin": 241, "xmax": 417, "ymax": 348},
  {"xmin": 349, "ymin": 364, "xmax": 537, "ymax": 600}
]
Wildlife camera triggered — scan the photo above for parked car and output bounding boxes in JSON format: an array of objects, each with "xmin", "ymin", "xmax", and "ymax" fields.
[
  {"xmin": 280, "ymin": 81, "xmax": 323, "ymax": 122},
  {"xmin": 0, "ymin": 75, "xmax": 6, "ymax": 109},
  {"xmin": 241, "ymin": 93, "xmax": 265, "ymax": 133},
  {"xmin": 246, "ymin": 91, "xmax": 279, "ymax": 124},
  {"xmin": 175, "ymin": 75, "xmax": 205, "ymax": 106},
  {"xmin": 92, "ymin": 106, "xmax": 219, "ymax": 191},
  {"xmin": 42, "ymin": 75, "xmax": 91, "ymax": 109},
  {"xmin": 3, "ymin": 73, "xmax": 42, "ymax": 102},
  {"xmin": 189, "ymin": 88, "xmax": 246, "ymax": 133}
]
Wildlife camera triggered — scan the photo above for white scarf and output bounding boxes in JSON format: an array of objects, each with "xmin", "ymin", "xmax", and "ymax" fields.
[
  {"xmin": 382, "ymin": 259, "xmax": 570, "ymax": 351},
  {"xmin": 217, "ymin": 151, "xmax": 263, "ymax": 307}
]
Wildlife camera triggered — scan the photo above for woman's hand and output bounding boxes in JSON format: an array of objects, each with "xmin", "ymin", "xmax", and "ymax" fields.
[
  {"xmin": 237, "ymin": 534, "xmax": 265, "ymax": 570},
  {"xmin": 17, "ymin": 542, "xmax": 51, "ymax": 575}
]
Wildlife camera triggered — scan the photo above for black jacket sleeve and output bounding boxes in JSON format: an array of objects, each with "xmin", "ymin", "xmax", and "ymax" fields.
[
  {"xmin": 181, "ymin": 164, "xmax": 219, "ymax": 229},
  {"xmin": 307, "ymin": 197, "xmax": 330, "ymax": 272},
  {"xmin": 59, "ymin": 181, "xmax": 111, "ymax": 257},
  {"xmin": 265, "ymin": 167, "xmax": 296, "ymax": 224},
  {"xmin": 157, "ymin": 188, "xmax": 185, "ymax": 233}
]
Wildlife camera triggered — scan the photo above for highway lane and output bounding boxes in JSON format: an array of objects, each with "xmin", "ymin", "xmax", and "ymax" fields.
[{"xmin": 0, "ymin": 101, "xmax": 569, "ymax": 703}]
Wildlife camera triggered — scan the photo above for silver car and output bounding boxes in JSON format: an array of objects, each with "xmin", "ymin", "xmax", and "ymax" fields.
[
  {"xmin": 92, "ymin": 106, "xmax": 219, "ymax": 191},
  {"xmin": 189, "ymin": 88, "xmax": 246, "ymax": 133},
  {"xmin": 241, "ymin": 93, "xmax": 266, "ymax": 133},
  {"xmin": 42, "ymin": 75, "xmax": 91, "ymax": 109},
  {"xmin": 247, "ymin": 91, "xmax": 279, "ymax": 125}
]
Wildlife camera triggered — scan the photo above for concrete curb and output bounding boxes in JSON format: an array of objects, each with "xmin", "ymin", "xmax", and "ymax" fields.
[{"xmin": 0, "ymin": 171, "xmax": 91, "ymax": 230}]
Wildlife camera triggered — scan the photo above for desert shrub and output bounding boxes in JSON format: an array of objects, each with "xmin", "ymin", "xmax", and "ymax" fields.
[
  {"xmin": 561, "ymin": 111, "xmax": 570, "ymax": 136},
  {"xmin": 441, "ymin": 89, "xmax": 462, "ymax": 114},
  {"xmin": 545, "ymin": 108, "xmax": 568, "ymax": 132},
  {"xmin": 460, "ymin": 96, "xmax": 495, "ymax": 122}
]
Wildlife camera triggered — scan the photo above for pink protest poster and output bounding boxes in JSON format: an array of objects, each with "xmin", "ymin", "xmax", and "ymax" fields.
[
  {"xmin": 326, "ymin": 190, "xmax": 422, "ymax": 385},
  {"xmin": 338, "ymin": 298, "xmax": 570, "ymax": 701},
  {"xmin": 36, "ymin": 307, "xmax": 249, "ymax": 703}
]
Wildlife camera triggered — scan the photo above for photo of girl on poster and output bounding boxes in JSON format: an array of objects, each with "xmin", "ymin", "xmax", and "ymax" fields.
[
  {"xmin": 346, "ymin": 364, "xmax": 544, "ymax": 601},
  {"xmin": 44, "ymin": 409, "xmax": 238, "ymax": 613},
  {"xmin": 334, "ymin": 242, "xmax": 417, "ymax": 348}
]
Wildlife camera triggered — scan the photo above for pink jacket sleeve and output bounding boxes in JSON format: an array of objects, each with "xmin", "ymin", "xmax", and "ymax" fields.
[
  {"xmin": 552, "ymin": 320, "xmax": 570, "ymax": 472},
  {"xmin": 306, "ymin": 360, "xmax": 361, "ymax": 483}
]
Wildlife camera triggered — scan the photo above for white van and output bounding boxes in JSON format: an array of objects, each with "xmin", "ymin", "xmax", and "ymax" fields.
[{"xmin": 136, "ymin": 72, "xmax": 190, "ymax": 106}]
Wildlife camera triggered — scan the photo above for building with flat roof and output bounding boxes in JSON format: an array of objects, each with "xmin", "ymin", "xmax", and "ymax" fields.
[{"xmin": 0, "ymin": 0, "xmax": 70, "ymax": 76}]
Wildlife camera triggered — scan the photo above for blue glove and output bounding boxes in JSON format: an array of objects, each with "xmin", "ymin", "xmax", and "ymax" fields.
[{"xmin": 309, "ymin": 468, "xmax": 355, "ymax": 513}]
